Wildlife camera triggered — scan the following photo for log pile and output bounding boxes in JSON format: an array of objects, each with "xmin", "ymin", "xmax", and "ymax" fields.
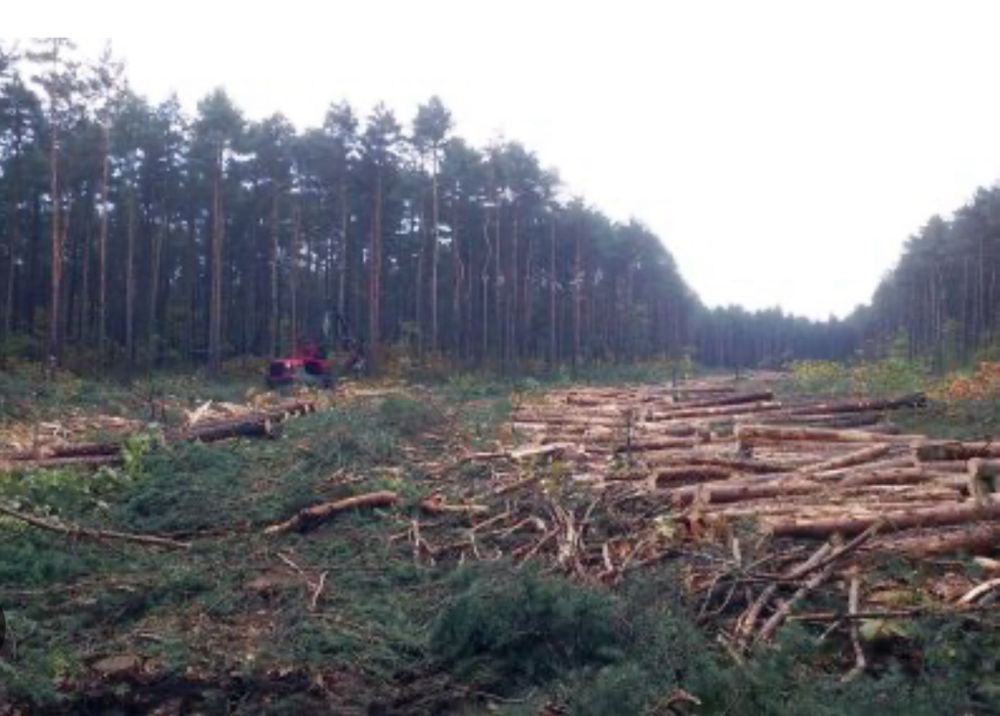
[
  {"xmin": 0, "ymin": 399, "xmax": 318, "ymax": 472},
  {"xmin": 396, "ymin": 377, "xmax": 1000, "ymax": 660},
  {"xmin": 494, "ymin": 381, "xmax": 987, "ymax": 557}
]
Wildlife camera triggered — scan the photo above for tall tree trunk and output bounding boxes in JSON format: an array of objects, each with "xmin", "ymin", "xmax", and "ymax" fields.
[
  {"xmin": 3, "ymin": 154, "xmax": 21, "ymax": 341},
  {"xmin": 549, "ymin": 215, "xmax": 557, "ymax": 365},
  {"xmin": 184, "ymin": 208, "xmax": 197, "ymax": 361},
  {"xmin": 289, "ymin": 198, "xmax": 301, "ymax": 350},
  {"xmin": 494, "ymin": 200, "xmax": 502, "ymax": 366},
  {"xmin": 430, "ymin": 148, "xmax": 440, "ymax": 353},
  {"xmin": 148, "ymin": 215, "xmax": 164, "ymax": 365},
  {"xmin": 208, "ymin": 146, "xmax": 223, "ymax": 373},
  {"xmin": 79, "ymin": 193, "xmax": 91, "ymax": 345},
  {"xmin": 98, "ymin": 124, "xmax": 109, "ymax": 361},
  {"xmin": 509, "ymin": 207, "xmax": 518, "ymax": 365},
  {"xmin": 415, "ymin": 201, "xmax": 424, "ymax": 357},
  {"xmin": 337, "ymin": 177, "xmax": 348, "ymax": 340},
  {"xmin": 523, "ymin": 229, "xmax": 532, "ymax": 362},
  {"xmin": 125, "ymin": 188, "xmax": 136, "ymax": 370},
  {"xmin": 47, "ymin": 121, "xmax": 61, "ymax": 365},
  {"xmin": 368, "ymin": 170, "xmax": 382, "ymax": 373},
  {"xmin": 451, "ymin": 194, "xmax": 463, "ymax": 358},
  {"xmin": 481, "ymin": 214, "xmax": 490, "ymax": 362},
  {"xmin": 573, "ymin": 222, "xmax": 582, "ymax": 372},
  {"xmin": 268, "ymin": 191, "xmax": 279, "ymax": 357}
]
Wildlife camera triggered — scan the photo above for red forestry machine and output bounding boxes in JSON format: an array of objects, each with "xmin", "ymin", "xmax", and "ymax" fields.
[{"xmin": 265, "ymin": 313, "xmax": 365, "ymax": 389}]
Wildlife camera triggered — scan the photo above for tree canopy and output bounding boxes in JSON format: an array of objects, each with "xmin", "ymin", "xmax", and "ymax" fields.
[{"xmin": 3, "ymin": 39, "xmax": 979, "ymax": 375}]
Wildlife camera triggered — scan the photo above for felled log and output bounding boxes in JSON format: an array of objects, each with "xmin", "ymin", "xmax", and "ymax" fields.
[
  {"xmin": 700, "ymin": 498, "xmax": 949, "ymax": 521},
  {"xmin": 838, "ymin": 467, "xmax": 958, "ymax": 488},
  {"xmin": 0, "ymin": 454, "xmax": 123, "ymax": 472},
  {"xmin": 917, "ymin": 441, "xmax": 1000, "ymax": 462},
  {"xmin": 0, "ymin": 504, "xmax": 190, "ymax": 550},
  {"xmin": 671, "ymin": 476, "xmax": 820, "ymax": 508},
  {"xmin": 264, "ymin": 490, "xmax": 399, "ymax": 535},
  {"xmin": 633, "ymin": 424, "xmax": 701, "ymax": 438},
  {"xmin": 641, "ymin": 453, "xmax": 795, "ymax": 474},
  {"xmin": 510, "ymin": 414, "xmax": 625, "ymax": 428},
  {"xmin": 181, "ymin": 414, "xmax": 280, "ymax": 442},
  {"xmin": 613, "ymin": 438, "xmax": 697, "ymax": 453},
  {"xmin": 802, "ymin": 444, "xmax": 892, "ymax": 474},
  {"xmin": 659, "ymin": 391, "xmax": 773, "ymax": 411},
  {"xmin": 651, "ymin": 465, "xmax": 733, "ymax": 487},
  {"xmin": 647, "ymin": 401, "xmax": 783, "ymax": 422},
  {"xmin": 814, "ymin": 456, "xmax": 915, "ymax": 480},
  {"xmin": 764, "ymin": 499, "xmax": 1000, "ymax": 538},
  {"xmin": 736, "ymin": 424, "xmax": 919, "ymax": 446},
  {"xmin": 786, "ymin": 393, "xmax": 926, "ymax": 416},
  {"xmin": 872, "ymin": 523, "xmax": 1000, "ymax": 558},
  {"xmin": 2, "ymin": 440, "xmax": 121, "ymax": 461},
  {"xmin": 509, "ymin": 442, "xmax": 582, "ymax": 462},
  {"xmin": 761, "ymin": 412, "xmax": 885, "ymax": 429}
]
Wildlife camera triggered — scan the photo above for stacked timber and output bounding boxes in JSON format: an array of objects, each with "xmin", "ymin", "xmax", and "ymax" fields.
[{"xmin": 493, "ymin": 379, "xmax": 1000, "ymax": 558}]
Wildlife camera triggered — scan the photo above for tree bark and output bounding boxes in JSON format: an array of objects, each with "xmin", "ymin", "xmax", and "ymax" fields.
[
  {"xmin": 549, "ymin": 214, "xmax": 557, "ymax": 365},
  {"xmin": 765, "ymin": 499, "xmax": 1000, "ymax": 538},
  {"xmin": 736, "ymin": 424, "xmax": 919, "ymax": 446},
  {"xmin": 430, "ymin": 146, "xmax": 440, "ymax": 352},
  {"xmin": 802, "ymin": 444, "xmax": 892, "ymax": 474},
  {"xmin": 268, "ymin": 190, "xmax": 279, "ymax": 357},
  {"xmin": 917, "ymin": 441, "xmax": 1000, "ymax": 462},
  {"xmin": 208, "ymin": 145, "xmax": 224, "ymax": 373},
  {"xmin": 97, "ymin": 123, "xmax": 109, "ymax": 360},
  {"xmin": 125, "ymin": 188, "xmax": 136, "ymax": 369},
  {"xmin": 368, "ymin": 170, "xmax": 383, "ymax": 372},
  {"xmin": 290, "ymin": 198, "xmax": 301, "ymax": 350},
  {"xmin": 47, "ymin": 120, "xmax": 61, "ymax": 364},
  {"xmin": 337, "ymin": 177, "xmax": 349, "ymax": 343}
]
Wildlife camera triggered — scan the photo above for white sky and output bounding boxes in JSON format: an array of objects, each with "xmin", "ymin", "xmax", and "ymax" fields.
[{"xmin": 10, "ymin": 0, "xmax": 1000, "ymax": 319}]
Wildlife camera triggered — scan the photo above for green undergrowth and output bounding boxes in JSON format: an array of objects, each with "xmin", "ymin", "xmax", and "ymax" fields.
[
  {"xmin": 783, "ymin": 359, "xmax": 929, "ymax": 399},
  {"xmin": 423, "ymin": 563, "xmax": 1000, "ymax": 715}
]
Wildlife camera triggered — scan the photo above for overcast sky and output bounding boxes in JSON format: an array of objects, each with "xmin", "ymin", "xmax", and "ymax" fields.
[{"xmin": 13, "ymin": 1, "xmax": 1000, "ymax": 319}]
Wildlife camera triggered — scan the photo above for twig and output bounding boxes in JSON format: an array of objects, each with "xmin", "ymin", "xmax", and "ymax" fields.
[
  {"xmin": 0, "ymin": 503, "xmax": 191, "ymax": 550},
  {"xmin": 956, "ymin": 576, "xmax": 1000, "ymax": 606},
  {"xmin": 755, "ymin": 560, "xmax": 837, "ymax": 644},
  {"xmin": 841, "ymin": 571, "xmax": 866, "ymax": 682},
  {"xmin": 310, "ymin": 571, "xmax": 329, "ymax": 611},
  {"xmin": 736, "ymin": 542, "xmax": 833, "ymax": 643}
]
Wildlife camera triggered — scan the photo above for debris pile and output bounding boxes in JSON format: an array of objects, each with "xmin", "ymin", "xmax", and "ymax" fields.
[{"xmin": 392, "ymin": 377, "xmax": 1000, "ymax": 659}]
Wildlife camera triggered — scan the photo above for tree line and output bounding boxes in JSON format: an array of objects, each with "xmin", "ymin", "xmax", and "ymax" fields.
[
  {"xmin": 0, "ymin": 39, "xmax": 861, "ymax": 376},
  {"xmin": 849, "ymin": 186, "xmax": 1000, "ymax": 369}
]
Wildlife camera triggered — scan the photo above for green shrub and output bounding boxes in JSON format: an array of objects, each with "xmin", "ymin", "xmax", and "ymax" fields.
[
  {"xmin": 789, "ymin": 359, "xmax": 928, "ymax": 398},
  {"xmin": 430, "ymin": 565, "xmax": 617, "ymax": 690}
]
